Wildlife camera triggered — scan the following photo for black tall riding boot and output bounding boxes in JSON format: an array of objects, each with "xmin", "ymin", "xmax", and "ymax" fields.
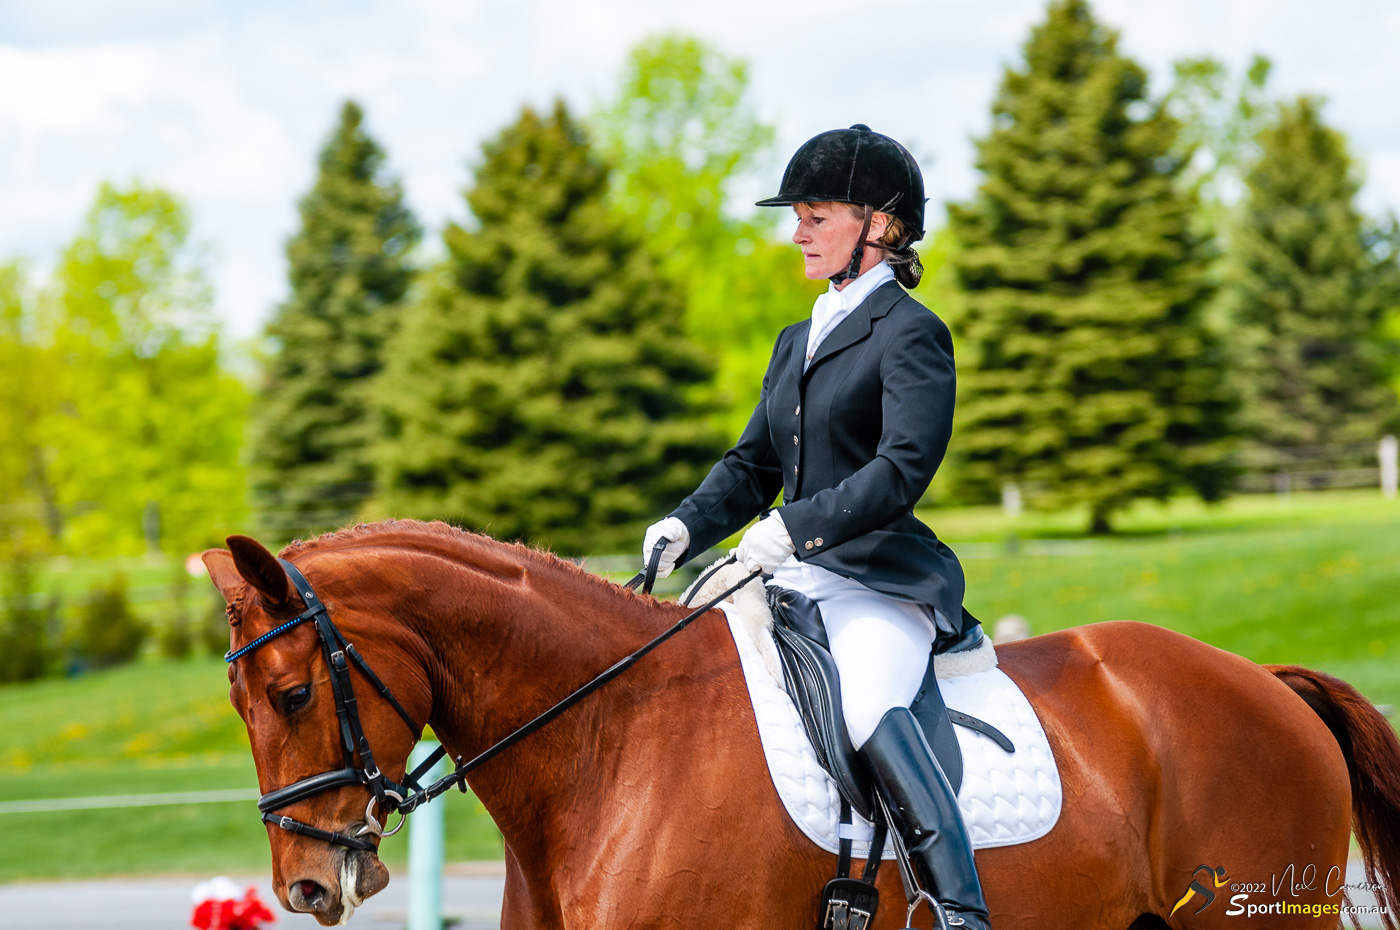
[{"xmin": 860, "ymin": 707, "xmax": 991, "ymax": 930}]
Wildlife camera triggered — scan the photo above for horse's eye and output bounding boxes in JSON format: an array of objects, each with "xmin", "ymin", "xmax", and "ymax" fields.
[{"xmin": 283, "ymin": 685, "xmax": 311, "ymax": 713}]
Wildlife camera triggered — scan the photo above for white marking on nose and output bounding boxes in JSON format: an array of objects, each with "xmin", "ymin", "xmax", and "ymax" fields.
[{"xmin": 338, "ymin": 858, "xmax": 364, "ymax": 925}]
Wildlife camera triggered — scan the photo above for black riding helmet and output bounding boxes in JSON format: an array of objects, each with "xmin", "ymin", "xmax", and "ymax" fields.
[{"xmin": 757, "ymin": 124, "xmax": 926, "ymax": 284}]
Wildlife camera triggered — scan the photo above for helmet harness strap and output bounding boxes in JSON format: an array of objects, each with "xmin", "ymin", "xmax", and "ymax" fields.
[
  {"xmin": 833, "ymin": 204, "xmax": 876, "ymax": 284},
  {"xmin": 832, "ymin": 196, "xmax": 921, "ymax": 285}
]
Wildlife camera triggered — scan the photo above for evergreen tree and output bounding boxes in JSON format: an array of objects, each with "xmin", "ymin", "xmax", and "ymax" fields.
[
  {"xmin": 948, "ymin": 0, "xmax": 1235, "ymax": 533},
  {"xmin": 373, "ymin": 101, "xmax": 724, "ymax": 554},
  {"xmin": 251, "ymin": 101, "xmax": 420, "ymax": 536},
  {"xmin": 1225, "ymin": 97, "xmax": 1400, "ymax": 448}
]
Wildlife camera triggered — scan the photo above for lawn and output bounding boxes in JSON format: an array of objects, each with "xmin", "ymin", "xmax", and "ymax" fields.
[
  {"xmin": 2, "ymin": 489, "xmax": 1396, "ymax": 882},
  {"xmin": 0, "ymin": 659, "xmax": 501, "ymax": 883},
  {"xmin": 922, "ymin": 490, "xmax": 1400, "ymax": 709}
]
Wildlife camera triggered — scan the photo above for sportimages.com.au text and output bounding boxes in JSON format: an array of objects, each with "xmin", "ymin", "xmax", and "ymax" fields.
[
  {"xmin": 1173, "ymin": 863, "xmax": 1388, "ymax": 920},
  {"xmin": 1223, "ymin": 898, "xmax": 1386, "ymax": 919}
]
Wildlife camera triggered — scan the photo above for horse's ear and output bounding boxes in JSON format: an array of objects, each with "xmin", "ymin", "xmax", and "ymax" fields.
[
  {"xmin": 226, "ymin": 535, "xmax": 292, "ymax": 606},
  {"xmin": 202, "ymin": 549, "xmax": 244, "ymax": 603}
]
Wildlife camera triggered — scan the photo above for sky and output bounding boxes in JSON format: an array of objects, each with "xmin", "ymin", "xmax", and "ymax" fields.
[{"xmin": 3, "ymin": 0, "xmax": 1399, "ymax": 339}]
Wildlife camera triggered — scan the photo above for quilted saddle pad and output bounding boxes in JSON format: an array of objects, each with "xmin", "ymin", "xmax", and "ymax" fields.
[{"xmin": 717, "ymin": 601, "xmax": 1063, "ymax": 859}]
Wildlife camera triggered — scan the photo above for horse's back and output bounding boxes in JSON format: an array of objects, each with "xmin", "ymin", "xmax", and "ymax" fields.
[
  {"xmin": 997, "ymin": 620, "xmax": 1345, "ymax": 772},
  {"xmin": 987, "ymin": 621, "xmax": 1351, "ymax": 927}
]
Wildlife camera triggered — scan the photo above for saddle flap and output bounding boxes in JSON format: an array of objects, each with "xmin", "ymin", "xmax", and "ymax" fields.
[
  {"xmin": 767, "ymin": 585, "xmax": 977, "ymax": 816},
  {"xmin": 772, "ymin": 622, "xmax": 877, "ymax": 821}
]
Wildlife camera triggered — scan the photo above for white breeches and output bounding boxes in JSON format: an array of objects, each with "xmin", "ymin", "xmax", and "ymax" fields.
[{"xmin": 767, "ymin": 558, "xmax": 937, "ymax": 749}]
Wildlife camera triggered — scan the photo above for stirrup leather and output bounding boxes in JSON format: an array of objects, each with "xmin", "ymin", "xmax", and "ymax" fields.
[{"xmin": 821, "ymin": 878, "xmax": 879, "ymax": 930}]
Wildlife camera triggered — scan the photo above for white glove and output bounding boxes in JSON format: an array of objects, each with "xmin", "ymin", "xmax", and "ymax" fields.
[
  {"xmin": 642, "ymin": 516, "xmax": 690, "ymax": 579},
  {"xmin": 733, "ymin": 512, "xmax": 796, "ymax": 574}
]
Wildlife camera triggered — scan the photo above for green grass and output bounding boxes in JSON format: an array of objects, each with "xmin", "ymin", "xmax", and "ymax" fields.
[
  {"xmin": 0, "ymin": 658, "xmax": 501, "ymax": 883},
  {"xmin": 3, "ymin": 489, "xmax": 1396, "ymax": 882},
  {"xmin": 918, "ymin": 490, "xmax": 1400, "ymax": 709}
]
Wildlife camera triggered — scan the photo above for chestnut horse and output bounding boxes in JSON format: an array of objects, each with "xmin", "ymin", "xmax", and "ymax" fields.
[{"xmin": 203, "ymin": 521, "xmax": 1400, "ymax": 929}]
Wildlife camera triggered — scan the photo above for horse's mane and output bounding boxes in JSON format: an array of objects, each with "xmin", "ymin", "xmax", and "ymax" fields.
[{"xmin": 280, "ymin": 519, "xmax": 663, "ymax": 610}]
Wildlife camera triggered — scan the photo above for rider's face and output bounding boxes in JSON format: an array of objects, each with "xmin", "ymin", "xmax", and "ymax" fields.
[{"xmin": 791, "ymin": 203, "xmax": 887, "ymax": 282}]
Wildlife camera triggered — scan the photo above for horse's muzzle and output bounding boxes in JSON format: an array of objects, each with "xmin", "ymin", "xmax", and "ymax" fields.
[{"xmin": 285, "ymin": 845, "xmax": 389, "ymax": 926}]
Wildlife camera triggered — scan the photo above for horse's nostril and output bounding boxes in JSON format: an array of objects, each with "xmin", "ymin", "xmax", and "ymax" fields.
[{"xmin": 287, "ymin": 877, "xmax": 329, "ymax": 913}]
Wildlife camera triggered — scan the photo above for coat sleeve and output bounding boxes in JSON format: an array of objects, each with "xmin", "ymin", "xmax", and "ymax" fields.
[
  {"xmin": 777, "ymin": 307, "xmax": 955, "ymax": 555},
  {"xmin": 667, "ymin": 331, "xmax": 788, "ymax": 564}
]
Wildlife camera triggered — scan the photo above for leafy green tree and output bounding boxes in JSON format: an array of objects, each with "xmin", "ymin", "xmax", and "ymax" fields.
[
  {"xmin": 251, "ymin": 101, "xmax": 420, "ymax": 536},
  {"xmin": 1167, "ymin": 54, "xmax": 1273, "ymax": 213},
  {"xmin": 44, "ymin": 183, "xmax": 249, "ymax": 558},
  {"xmin": 1225, "ymin": 97, "xmax": 1400, "ymax": 447},
  {"xmin": 593, "ymin": 35, "xmax": 821, "ymax": 440},
  {"xmin": 0, "ymin": 265, "xmax": 65, "ymax": 682},
  {"xmin": 948, "ymin": 0, "xmax": 1236, "ymax": 533},
  {"xmin": 0, "ymin": 263, "xmax": 59, "ymax": 552},
  {"xmin": 0, "ymin": 186, "xmax": 244, "ymax": 680},
  {"xmin": 374, "ymin": 101, "xmax": 724, "ymax": 554},
  {"xmin": 593, "ymin": 34, "xmax": 773, "ymax": 273}
]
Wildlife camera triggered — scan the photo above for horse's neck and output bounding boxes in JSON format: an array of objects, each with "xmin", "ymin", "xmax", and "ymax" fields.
[
  {"xmin": 374, "ymin": 542, "xmax": 810, "ymax": 921},
  {"xmin": 395, "ymin": 548, "xmax": 712, "ymax": 845}
]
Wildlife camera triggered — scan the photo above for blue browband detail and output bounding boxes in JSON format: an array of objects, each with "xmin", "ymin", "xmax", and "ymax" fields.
[
  {"xmin": 224, "ymin": 587, "xmax": 328, "ymax": 663},
  {"xmin": 225, "ymin": 554, "xmax": 331, "ymax": 663}
]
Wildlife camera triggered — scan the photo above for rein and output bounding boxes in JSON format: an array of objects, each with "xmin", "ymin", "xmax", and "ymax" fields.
[{"xmin": 226, "ymin": 547, "xmax": 758, "ymax": 851}]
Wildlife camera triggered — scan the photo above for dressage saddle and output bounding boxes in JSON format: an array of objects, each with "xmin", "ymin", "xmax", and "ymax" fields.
[{"xmin": 765, "ymin": 586, "xmax": 1014, "ymax": 824}]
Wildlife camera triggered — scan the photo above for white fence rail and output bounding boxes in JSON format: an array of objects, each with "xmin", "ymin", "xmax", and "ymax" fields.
[{"xmin": 1235, "ymin": 436, "xmax": 1397, "ymax": 495}]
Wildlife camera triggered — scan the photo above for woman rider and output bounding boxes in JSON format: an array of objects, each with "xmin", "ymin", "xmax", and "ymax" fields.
[{"xmin": 641, "ymin": 125, "xmax": 990, "ymax": 929}]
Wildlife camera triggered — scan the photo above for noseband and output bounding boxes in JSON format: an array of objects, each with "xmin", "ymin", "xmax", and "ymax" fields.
[
  {"xmin": 225, "ymin": 559, "xmax": 424, "ymax": 852},
  {"xmin": 226, "ymin": 552, "xmax": 761, "ymax": 853}
]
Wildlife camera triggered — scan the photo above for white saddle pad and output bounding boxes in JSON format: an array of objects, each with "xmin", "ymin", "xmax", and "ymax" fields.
[{"xmin": 717, "ymin": 600, "xmax": 1062, "ymax": 859}]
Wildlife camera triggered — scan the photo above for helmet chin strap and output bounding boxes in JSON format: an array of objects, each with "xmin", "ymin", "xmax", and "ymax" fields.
[{"xmin": 831, "ymin": 204, "xmax": 876, "ymax": 284}]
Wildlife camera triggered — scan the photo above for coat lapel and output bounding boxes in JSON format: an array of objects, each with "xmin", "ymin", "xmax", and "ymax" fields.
[
  {"xmin": 803, "ymin": 280, "xmax": 904, "ymax": 378},
  {"xmin": 787, "ymin": 318, "xmax": 811, "ymax": 387}
]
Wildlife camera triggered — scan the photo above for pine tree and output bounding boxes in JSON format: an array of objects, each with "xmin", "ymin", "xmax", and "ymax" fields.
[
  {"xmin": 251, "ymin": 101, "xmax": 420, "ymax": 536},
  {"xmin": 373, "ymin": 101, "xmax": 725, "ymax": 555},
  {"xmin": 948, "ymin": 0, "xmax": 1235, "ymax": 533},
  {"xmin": 1226, "ymin": 97, "xmax": 1400, "ymax": 448}
]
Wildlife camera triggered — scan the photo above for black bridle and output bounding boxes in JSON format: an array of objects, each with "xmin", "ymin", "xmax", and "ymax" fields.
[
  {"xmin": 225, "ymin": 559, "xmax": 423, "ymax": 851},
  {"xmin": 225, "ymin": 545, "xmax": 757, "ymax": 852}
]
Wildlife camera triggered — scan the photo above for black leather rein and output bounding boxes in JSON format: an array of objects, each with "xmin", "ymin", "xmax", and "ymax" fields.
[{"xmin": 225, "ymin": 549, "xmax": 758, "ymax": 852}]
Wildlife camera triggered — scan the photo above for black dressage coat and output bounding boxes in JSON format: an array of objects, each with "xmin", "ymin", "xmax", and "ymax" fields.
[{"xmin": 669, "ymin": 278, "xmax": 974, "ymax": 649}]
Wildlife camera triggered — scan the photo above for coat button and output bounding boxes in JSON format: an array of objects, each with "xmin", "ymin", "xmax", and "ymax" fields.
[
  {"xmin": 793, "ymin": 465, "xmax": 798, "ymax": 476},
  {"xmin": 804, "ymin": 541, "xmax": 814, "ymax": 550},
  {"xmin": 795, "ymin": 405, "xmax": 801, "ymax": 416},
  {"xmin": 815, "ymin": 538, "xmax": 824, "ymax": 547},
  {"xmin": 792, "ymin": 435, "xmax": 799, "ymax": 446}
]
